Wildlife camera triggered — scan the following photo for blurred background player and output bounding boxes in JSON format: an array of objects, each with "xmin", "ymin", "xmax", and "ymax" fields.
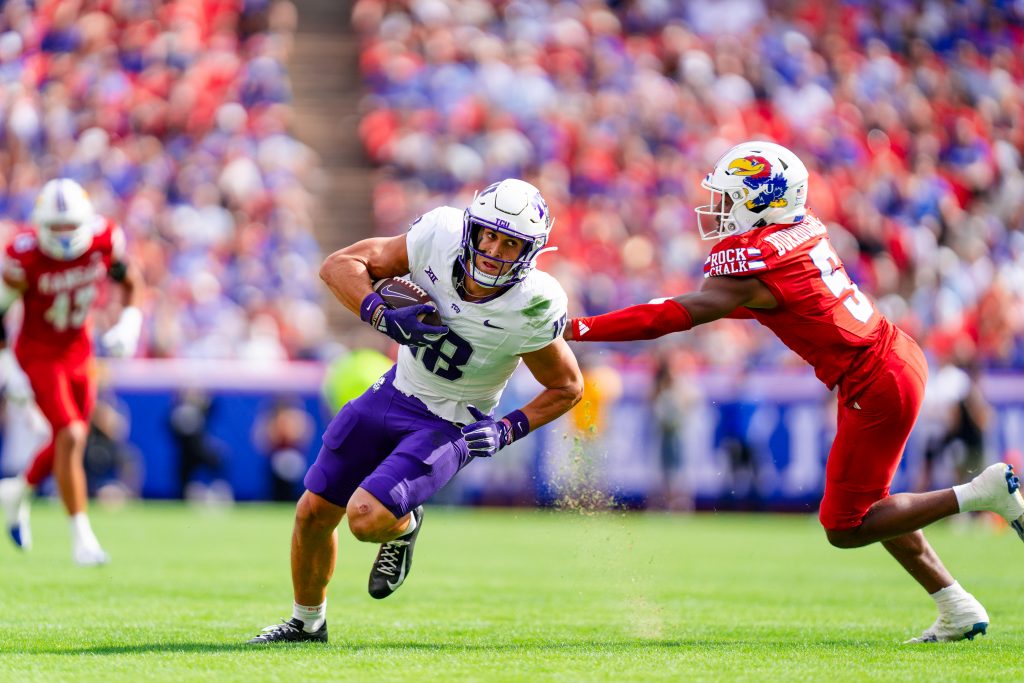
[
  {"xmin": 168, "ymin": 388, "xmax": 232, "ymax": 504},
  {"xmin": 248, "ymin": 178, "xmax": 582, "ymax": 643},
  {"xmin": 83, "ymin": 392, "xmax": 142, "ymax": 505},
  {"xmin": 0, "ymin": 178, "xmax": 143, "ymax": 566},
  {"xmin": 0, "ymin": 345, "xmax": 51, "ymax": 549},
  {"xmin": 252, "ymin": 396, "xmax": 315, "ymax": 502},
  {"xmin": 566, "ymin": 141, "xmax": 1024, "ymax": 644}
]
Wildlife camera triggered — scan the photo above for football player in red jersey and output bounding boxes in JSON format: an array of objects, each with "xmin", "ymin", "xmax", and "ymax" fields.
[
  {"xmin": 0, "ymin": 178, "xmax": 143, "ymax": 566},
  {"xmin": 566, "ymin": 141, "xmax": 1024, "ymax": 643}
]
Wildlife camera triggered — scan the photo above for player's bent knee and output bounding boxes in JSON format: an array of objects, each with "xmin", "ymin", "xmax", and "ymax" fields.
[
  {"xmin": 295, "ymin": 491, "xmax": 345, "ymax": 533},
  {"xmin": 347, "ymin": 511, "xmax": 397, "ymax": 543},
  {"xmin": 824, "ymin": 527, "xmax": 861, "ymax": 549},
  {"xmin": 346, "ymin": 507, "xmax": 394, "ymax": 543},
  {"xmin": 55, "ymin": 421, "xmax": 89, "ymax": 450},
  {"xmin": 347, "ymin": 516, "xmax": 382, "ymax": 543},
  {"xmin": 345, "ymin": 491, "xmax": 396, "ymax": 543}
]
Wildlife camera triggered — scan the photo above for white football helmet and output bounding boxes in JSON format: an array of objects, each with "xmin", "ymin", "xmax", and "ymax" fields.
[
  {"xmin": 32, "ymin": 178, "xmax": 97, "ymax": 260},
  {"xmin": 695, "ymin": 141, "xmax": 809, "ymax": 240},
  {"xmin": 461, "ymin": 178, "xmax": 554, "ymax": 287}
]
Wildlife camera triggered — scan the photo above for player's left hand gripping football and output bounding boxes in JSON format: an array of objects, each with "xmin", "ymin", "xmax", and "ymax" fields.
[
  {"xmin": 361, "ymin": 292, "xmax": 448, "ymax": 347},
  {"xmin": 102, "ymin": 306, "xmax": 143, "ymax": 357}
]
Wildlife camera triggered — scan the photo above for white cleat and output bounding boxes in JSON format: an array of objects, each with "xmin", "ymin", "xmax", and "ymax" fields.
[
  {"xmin": 905, "ymin": 596, "xmax": 989, "ymax": 644},
  {"xmin": 965, "ymin": 463, "xmax": 1024, "ymax": 541},
  {"xmin": 73, "ymin": 543, "xmax": 111, "ymax": 567},
  {"xmin": 0, "ymin": 477, "xmax": 31, "ymax": 550}
]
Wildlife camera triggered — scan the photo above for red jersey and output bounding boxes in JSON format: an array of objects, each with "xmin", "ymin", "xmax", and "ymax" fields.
[
  {"xmin": 3, "ymin": 218, "xmax": 125, "ymax": 366},
  {"xmin": 705, "ymin": 211, "xmax": 899, "ymax": 399}
]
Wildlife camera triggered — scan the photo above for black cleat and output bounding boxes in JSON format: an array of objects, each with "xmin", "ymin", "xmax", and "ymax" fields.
[
  {"xmin": 247, "ymin": 618, "xmax": 327, "ymax": 644},
  {"xmin": 368, "ymin": 505, "xmax": 424, "ymax": 599}
]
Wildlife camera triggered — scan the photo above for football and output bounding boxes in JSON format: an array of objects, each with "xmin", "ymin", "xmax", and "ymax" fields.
[{"xmin": 373, "ymin": 276, "xmax": 444, "ymax": 326}]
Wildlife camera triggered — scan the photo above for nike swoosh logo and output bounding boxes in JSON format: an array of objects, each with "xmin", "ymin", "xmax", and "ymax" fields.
[
  {"xmin": 483, "ymin": 319, "xmax": 503, "ymax": 329},
  {"xmin": 394, "ymin": 320, "xmax": 412, "ymax": 340},
  {"xmin": 381, "ymin": 286, "xmax": 419, "ymax": 303},
  {"xmin": 386, "ymin": 556, "xmax": 408, "ymax": 591}
]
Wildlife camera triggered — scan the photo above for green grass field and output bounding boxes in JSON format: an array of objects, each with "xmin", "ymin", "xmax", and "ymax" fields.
[{"xmin": 0, "ymin": 502, "xmax": 1020, "ymax": 682}]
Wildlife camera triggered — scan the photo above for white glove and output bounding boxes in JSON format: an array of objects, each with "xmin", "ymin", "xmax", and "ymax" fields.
[
  {"xmin": 102, "ymin": 306, "xmax": 143, "ymax": 358},
  {"xmin": 0, "ymin": 348, "xmax": 34, "ymax": 403}
]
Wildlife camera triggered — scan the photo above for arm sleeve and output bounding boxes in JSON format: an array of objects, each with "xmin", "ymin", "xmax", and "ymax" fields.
[{"xmin": 569, "ymin": 299, "xmax": 693, "ymax": 342}]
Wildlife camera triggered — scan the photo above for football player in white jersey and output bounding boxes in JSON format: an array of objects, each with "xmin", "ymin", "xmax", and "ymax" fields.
[{"xmin": 249, "ymin": 179, "xmax": 583, "ymax": 644}]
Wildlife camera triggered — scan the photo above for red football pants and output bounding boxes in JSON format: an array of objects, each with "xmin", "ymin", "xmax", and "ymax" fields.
[
  {"xmin": 18, "ymin": 357, "xmax": 96, "ymax": 487},
  {"xmin": 818, "ymin": 332, "xmax": 928, "ymax": 531}
]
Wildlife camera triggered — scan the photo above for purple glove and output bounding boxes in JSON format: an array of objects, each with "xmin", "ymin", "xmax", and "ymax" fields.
[
  {"xmin": 361, "ymin": 292, "xmax": 448, "ymax": 347},
  {"xmin": 460, "ymin": 406, "xmax": 530, "ymax": 458}
]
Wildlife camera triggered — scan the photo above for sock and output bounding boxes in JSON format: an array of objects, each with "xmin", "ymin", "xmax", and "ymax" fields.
[
  {"xmin": 293, "ymin": 601, "xmax": 325, "ymax": 632},
  {"xmin": 398, "ymin": 510, "xmax": 418, "ymax": 537},
  {"xmin": 952, "ymin": 480, "xmax": 982, "ymax": 513},
  {"xmin": 930, "ymin": 581, "xmax": 970, "ymax": 610},
  {"xmin": 69, "ymin": 513, "xmax": 99, "ymax": 548},
  {"xmin": 5, "ymin": 475, "xmax": 27, "ymax": 500}
]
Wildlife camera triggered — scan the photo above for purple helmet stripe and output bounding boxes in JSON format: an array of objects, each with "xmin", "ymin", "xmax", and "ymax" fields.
[{"xmin": 55, "ymin": 180, "xmax": 67, "ymax": 212}]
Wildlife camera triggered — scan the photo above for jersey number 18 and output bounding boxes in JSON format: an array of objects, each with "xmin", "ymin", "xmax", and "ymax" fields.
[{"xmin": 411, "ymin": 328, "xmax": 474, "ymax": 381}]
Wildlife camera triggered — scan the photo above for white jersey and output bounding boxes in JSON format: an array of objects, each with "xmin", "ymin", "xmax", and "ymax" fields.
[{"xmin": 394, "ymin": 206, "xmax": 567, "ymax": 423}]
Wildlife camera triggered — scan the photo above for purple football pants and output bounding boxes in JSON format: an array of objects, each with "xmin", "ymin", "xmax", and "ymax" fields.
[{"xmin": 304, "ymin": 367, "xmax": 473, "ymax": 518}]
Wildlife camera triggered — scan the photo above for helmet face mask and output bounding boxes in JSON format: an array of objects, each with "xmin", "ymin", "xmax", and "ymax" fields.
[
  {"xmin": 695, "ymin": 141, "xmax": 809, "ymax": 240},
  {"xmin": 460, "ymin": 179, "xmax": 553, "ymax": 288},
  {"xmin": 33, "ymin": 178, "xmax": 97, "ymax": 260},
  {"xmin": 696, "ymin": 185, "xmax": 742, "ymax": 240}
]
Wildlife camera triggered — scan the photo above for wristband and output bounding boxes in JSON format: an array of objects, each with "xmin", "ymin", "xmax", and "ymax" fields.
[
  {"xmin": 569, "ymin": 299, "xmax": 693, "ymax": 342},
  {"xmin": 499, "ymin": 409, "xmax": 530, "ymax": 446},
  {"xmin": 360, "ymin": 291, "xmax": 387, "ymax": 329}
]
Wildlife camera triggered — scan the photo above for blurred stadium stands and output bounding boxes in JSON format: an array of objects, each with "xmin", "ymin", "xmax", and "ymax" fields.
[
  {"xmin": 2, "ymin": 0, "xmax": 1023, "ymax": 507},
  {"xmin": 352, "ymin": 0, "xmax": 1024, "ymax": 371},
  {"xmin": 0, "ymin": 0, "xmax": 329, "ymax": 360}
]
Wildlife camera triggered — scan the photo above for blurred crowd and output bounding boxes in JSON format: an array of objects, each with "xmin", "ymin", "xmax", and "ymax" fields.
[
  {"xmin": 0, "ymin": 0, "xmax": 327, "ymax": 360},
  {"xmin": 352, "ymin": 0, "xmax": 1024, "ymax": 372}
]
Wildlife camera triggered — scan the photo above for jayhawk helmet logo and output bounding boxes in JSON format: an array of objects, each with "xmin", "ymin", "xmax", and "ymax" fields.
[
  {"xmin": 727, "ymin": 155, "xmax": 789, "ymax": 210},
  {"xmin": 727, "ymin": 155, "xmax": 771, "ymax": 178},
  {"xmin": 695, "ymin": 141, "xmax": 809, "ymax": 240}
]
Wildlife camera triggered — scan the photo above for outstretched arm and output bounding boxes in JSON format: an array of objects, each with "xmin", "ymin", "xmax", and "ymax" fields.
[{"xmin": 566, "ymin": 275, "xmax": 776, "ymax": 342}]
